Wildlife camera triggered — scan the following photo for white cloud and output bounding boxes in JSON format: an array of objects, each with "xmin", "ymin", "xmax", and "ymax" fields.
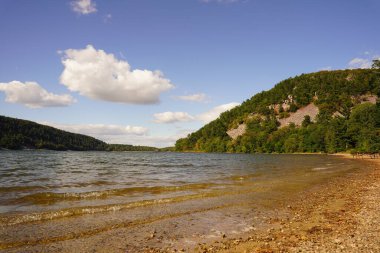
[
  {"xmin": 118, "ymin": 128, "xmax": 193, "ymax": 147},
  {"xmin": 319, "ymin": 66, "xmax": 332, "ymax": 71},
  {"xmin": 42, "ymin": 122, "xmax": 149, "ymax": 144},
  {"xmin": 347, "ymin": 54, "xmax": 380, "ymax": 69},
  {"xmin": 44, "ymin": 123, "xmax": 148, "ymax": 136},
  {"xmin": 153, "ymin": 102, "xmax": 240, "ymax": 124},
  {"xmin": 42, "ymin": 122, "xmax": 188, "ymax": 148},
  {"xmin": 348, "ymin": 58, "xmax": 372, "ymax": 69},
  {"xmin": 105, "ymin": 132, "xmax": 189, "ymax": 148},
  {"xmin": 176, "ymin": 93, "xmax": 208, "ymax": 103},
  {"xmin": 71, "ymin": 0, "xmax": 97, "ymax": 15},
  {"xmin": 153, "ymin": 112, "xmax": 195, "ymax": 124},
  {"xmin": 60, "ymin": 45, "xmax": 174, "ymax": 104},
  {"xmin": 197, "ymin": 102, "xmax": 240, "ymax": 123},
  {"xmin": 0, "ymin": 81, "xmax": 75, "ymax": 108}
]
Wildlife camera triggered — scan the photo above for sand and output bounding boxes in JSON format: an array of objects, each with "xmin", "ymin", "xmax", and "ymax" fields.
[{"xmin": 201, "ymin": 154, "xmax": 380, "ymax": 253}]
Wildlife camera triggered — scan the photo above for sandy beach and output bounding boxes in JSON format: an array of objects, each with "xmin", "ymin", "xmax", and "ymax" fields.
[{"xmin": 202, "ymin": 154, "xmax": 380, "ymax": 253}]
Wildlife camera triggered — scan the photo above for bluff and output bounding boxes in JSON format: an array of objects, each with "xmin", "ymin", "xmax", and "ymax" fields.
[{"xmin": 175, "ymin": 69, "xmax": 380, "ymax": 154}]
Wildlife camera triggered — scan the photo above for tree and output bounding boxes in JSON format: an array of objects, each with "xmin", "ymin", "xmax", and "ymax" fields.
[
  {"xmin": 372, "ymin": 59, "xmax": 380, "ymax": 69},
  {"xmin": 284, "ymin": 135, "xmax": 299, "ymax": 153},
  {"xmin": 347, "ymin": 103, "xmax": 378, "ymax": 152},
  {"xmin": 302, "ymin": 115, "xmax": 312, "ymax": 127},
  {"xmin": 174, "ymin": 69, "xmax": 380, "ymax": 153}
]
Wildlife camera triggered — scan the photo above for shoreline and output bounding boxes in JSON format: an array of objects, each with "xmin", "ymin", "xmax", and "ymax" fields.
[{"xmin": 201, "ymin": 154, "xmax": 380, "ymax": 252}]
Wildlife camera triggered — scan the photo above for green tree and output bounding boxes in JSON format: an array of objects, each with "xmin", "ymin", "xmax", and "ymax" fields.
[
  {"xmin": 302, "ymin": 115, "xmax": 312, "ymax": 127},
  {"xmin": 372, "ymin": 59, "xmax": 380, "ymax": 69},
  {"xmin": 284, "ymin": 135, "xmax": 299, "ymax": 153},
  {"xmin": 174, "ymin": 69, "xmax": 380, "ymax": 153},
  {"xmin": 347, "ymin": 103, "xmax": 378, "ymax": 152}
]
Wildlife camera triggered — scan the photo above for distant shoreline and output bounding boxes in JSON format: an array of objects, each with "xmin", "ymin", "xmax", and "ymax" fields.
[{"xmin": 0, "ymin": 148, "xmax": 360, "ymax": 156}]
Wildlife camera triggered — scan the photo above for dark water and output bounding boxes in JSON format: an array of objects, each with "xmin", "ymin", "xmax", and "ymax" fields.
[{"xmin": 0, "ymin": 151, "xmax": 360, "ymax": 225}]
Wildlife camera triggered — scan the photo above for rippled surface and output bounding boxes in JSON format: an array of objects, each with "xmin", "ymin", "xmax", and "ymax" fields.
[
  {"xmin": 0, "ymin": 151, "xmax": 367, "ymax": 251},
  {"xmin": 0, "ymin": 151, "xmax": 263, "ymax": 213},
  {"xmin": 0, "ymin": 151, "xmax": 358, "ymax": 217}
]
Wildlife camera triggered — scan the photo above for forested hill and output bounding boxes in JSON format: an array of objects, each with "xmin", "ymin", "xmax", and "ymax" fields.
[
  {"xmin": 0, "ymin": 116, "xmax": 158, "ymax": 151},
  {"xmin": 175, "ymin": 68, "xmax": 380, "ymax": 154},
  {"xmin": 0, "ymin": 116, "xmax": 107, "ymax": 150}
]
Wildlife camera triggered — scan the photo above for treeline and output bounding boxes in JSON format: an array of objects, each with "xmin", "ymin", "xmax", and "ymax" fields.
[
  {"xmin": 106, "ymin": 144, "xmax": 158, "ymax": 152},
  {"xmin": 231, "ymin": 102, "xmax": 380, "ymax": 154},
  {"xmin": 0, "ymin": 116, "xmax": 107, "ymax": 150},
  {"xmin": 175, "ymin": 68, "xmax": 380, "ymax": 154},
  {"xmin": 0, "ymin": 116, "xmax": 158, "ymax": 151}
]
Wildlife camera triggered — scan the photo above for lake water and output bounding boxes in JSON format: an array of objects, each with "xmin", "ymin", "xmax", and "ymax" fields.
[{"xmin": 0, "ymin": 151, "xmax": 365, "ymax": 252}]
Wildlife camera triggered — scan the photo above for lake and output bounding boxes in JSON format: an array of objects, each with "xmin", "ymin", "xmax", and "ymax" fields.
[{"xmin": 0, "ymin": 151, "xmax": 365, "ymax": 252}]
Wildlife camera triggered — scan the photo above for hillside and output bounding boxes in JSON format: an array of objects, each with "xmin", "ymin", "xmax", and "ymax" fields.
[
  {"xmin": 175, "ymin": 68, "xmax": 380, "ymax": 154},
  {"xmin": 0, "ymin": 116, "xmax": 107, "ymax": 150},
  {"xmin": 0, "ymin": 116, "xmax": 158, "ymax": 151}
]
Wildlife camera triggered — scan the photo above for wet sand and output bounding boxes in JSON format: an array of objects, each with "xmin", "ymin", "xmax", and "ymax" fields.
[
  {"xmin": 210, "ymin": 154, "xmax": 380, "ymax": 253},
  {"xmin": 1, "ymin": 154, "xmax": 379, "ymax": 252}
]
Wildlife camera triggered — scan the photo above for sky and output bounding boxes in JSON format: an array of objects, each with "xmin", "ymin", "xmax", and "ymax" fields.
[{"xmin": 0, "ymin": 0, "xmax": 379, "ymax": 147}]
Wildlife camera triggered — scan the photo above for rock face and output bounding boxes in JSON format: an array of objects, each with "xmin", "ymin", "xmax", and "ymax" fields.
[
  {"xmin": 269, "ymin": 95, "xmax": 294, "ymax": 113},
  {"xmin": 360, "ymin": 95, "xmax": 377, "ymax": 104},
  {"xmin": 227, "ymin": 124, "xmax": 247, "ymax": 140},
  {"xmin": 226, "ymin": 103, "xmax": 320, "ymax": 140},
  {"xmin": 278, "ymin": 103, "xmax": 319, "ymax": 128},
  {"xmin": 225, "ymin": 95, "xmax": 377, "ymax": 140}
]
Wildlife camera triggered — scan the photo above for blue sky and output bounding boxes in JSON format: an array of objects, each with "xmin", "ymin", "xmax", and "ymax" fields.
[{"xmin": 0, "ymin": 0, "xmax": 379, "ymax": 147}]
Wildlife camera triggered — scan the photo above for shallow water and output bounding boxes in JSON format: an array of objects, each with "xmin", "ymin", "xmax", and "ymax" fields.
[{"xmin": 0, "ymin": 151, "xmax": 365, "ymax": 251}]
